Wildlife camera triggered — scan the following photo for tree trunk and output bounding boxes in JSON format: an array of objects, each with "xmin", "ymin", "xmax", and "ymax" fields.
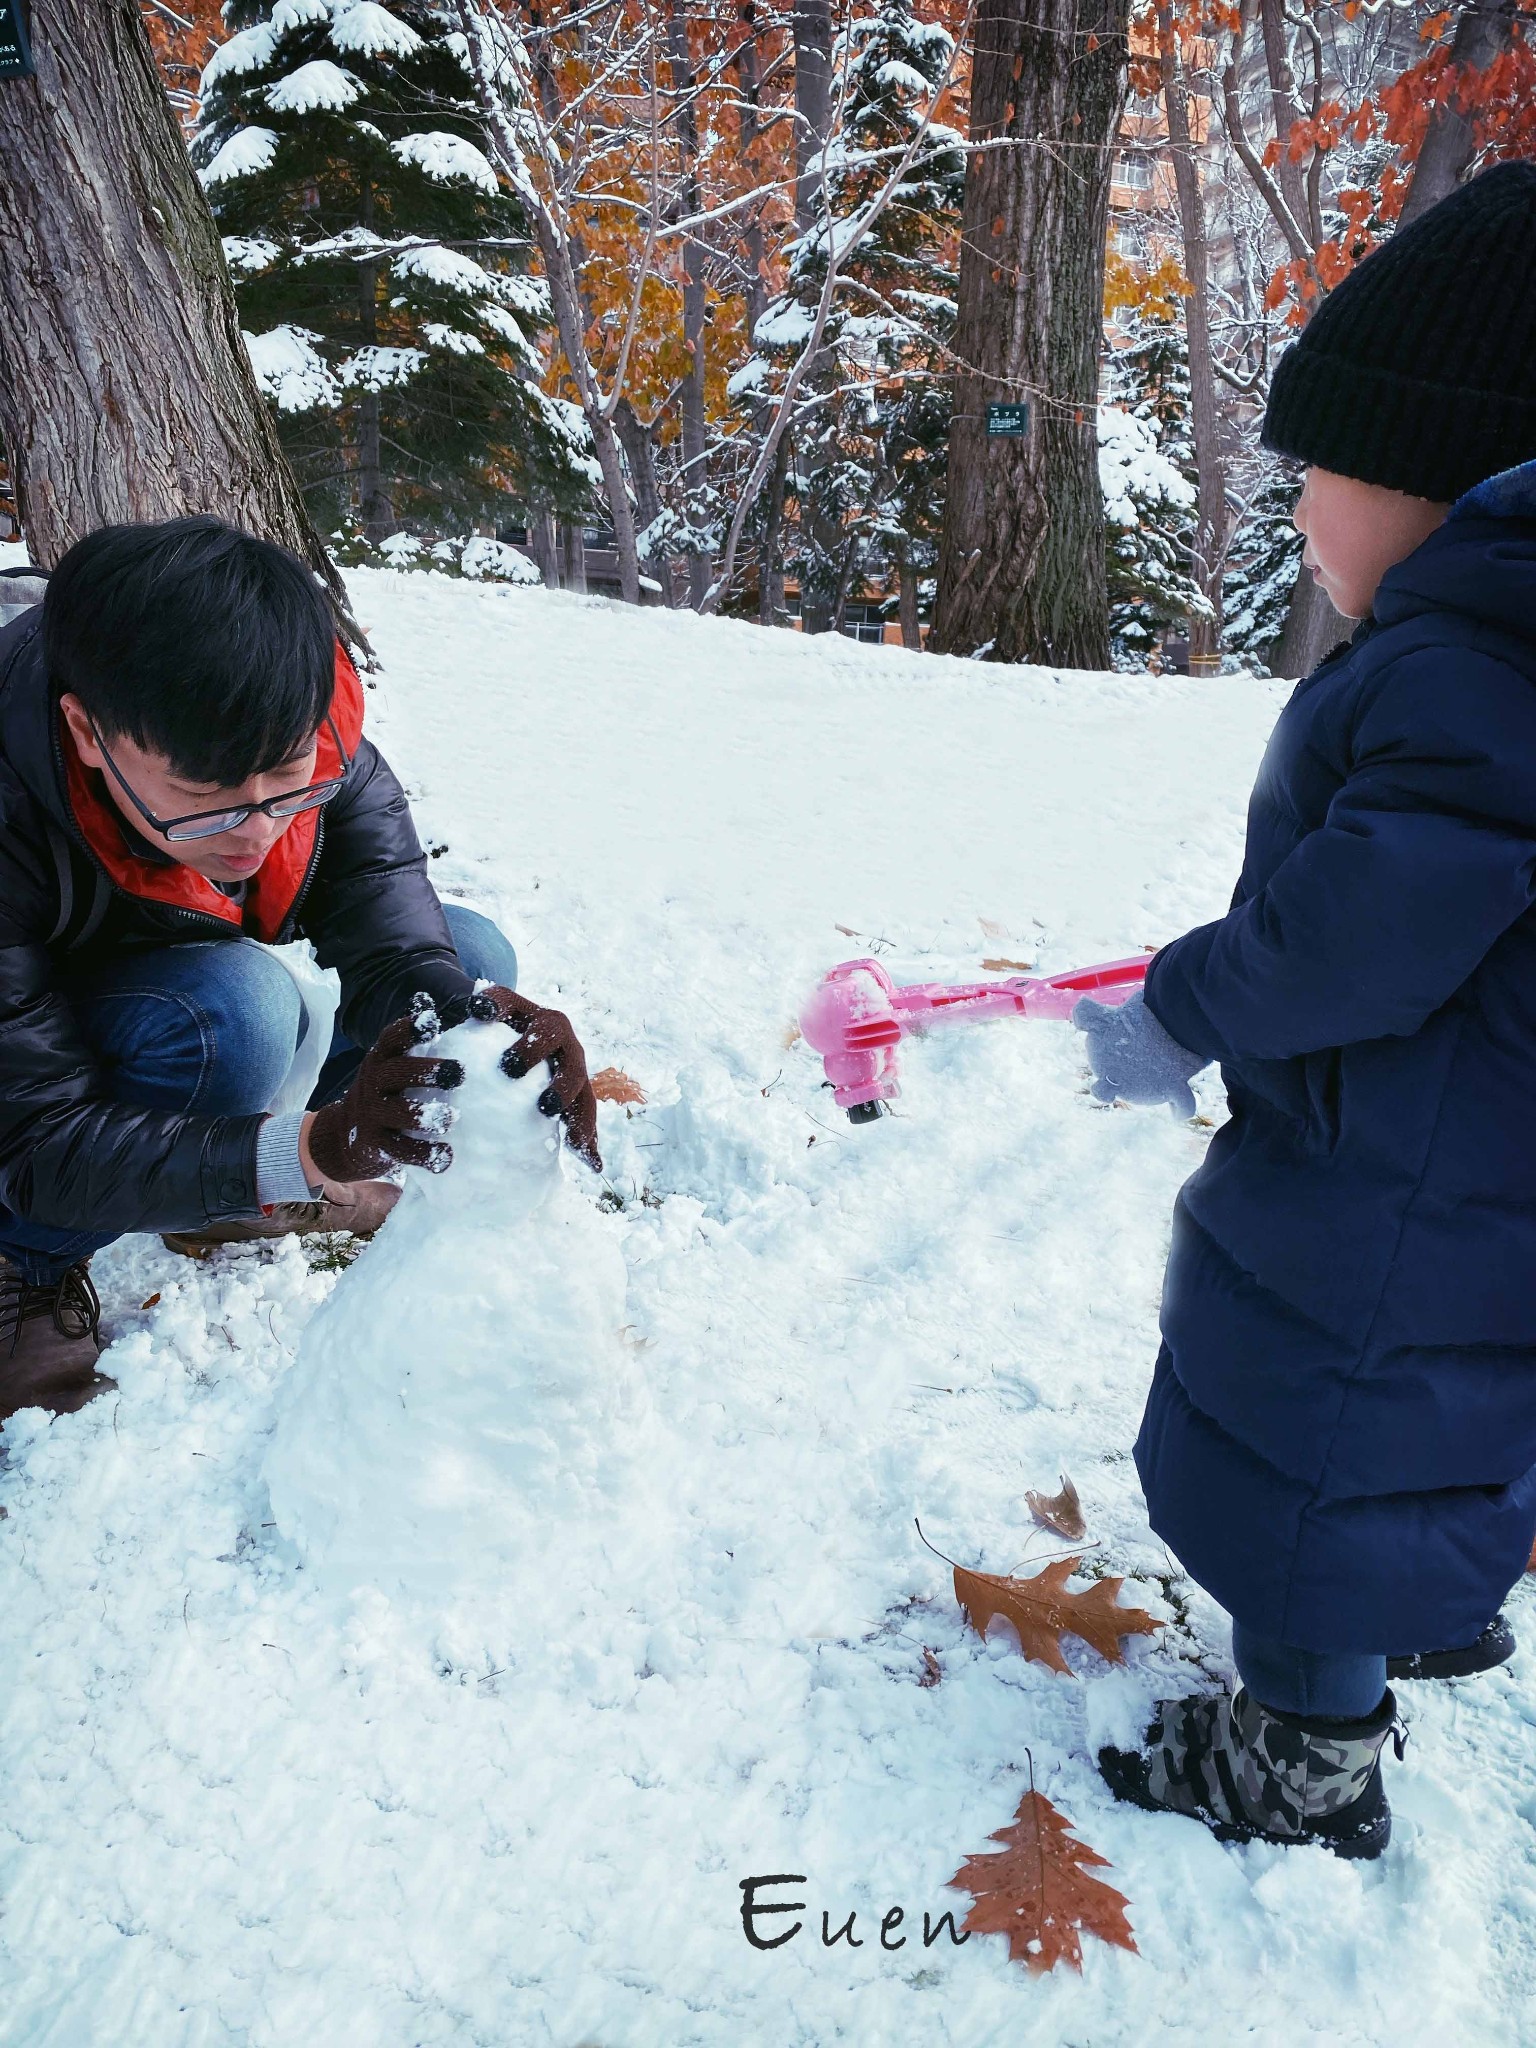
[
  {"xmin": 1257, "ymin": 0, "xmax": 1310, "ymax": 238},
  {"xmin": 0, "ymin": 0, "xmax": 361, "ymax": 647},
  {"xmin": 1161, "ymin": 16, "xmax": 1224, "ymax": 669},
  {"xmin": 898, "ymin": 551, "xmax": 921, "ymax": 650},
  {"xmin": 355, "ymin": 180, "xmax": 393, "ymax": 544},
  {"xmin": 931, "ymin": 0, "xmax": 1130, "ymax": 668},
  {"xmin": 792, "ymin": 0, "xmax": 833, "ymax": 236},
  {"xmin": 613, "ymin": 397, "xmax": 674, "ymax": 604},
  {"xmin": 529, "ymin": 507, "xmax": 560, "ymax": 588},
  {"xmin": 791, "ymin": 0, "xmax": 838, "ymax": 635},
  {"xmin": 759, "ymin": 429, "xmax": 791, "ymax": 625},
  {"xmin": 666, "ymin": 0, "xmax": 712, "ymax": 610},
  {"xmin": 559, "ymin": 519, "xmax": 587, "ymax": 594},
  {"xmin": 1274, "ymin": 561, "xmax": 1347, "ymax": 677},
  {"xmin": 1398, "ymin": 2, "xmax": 1518, "ymax": 227}
]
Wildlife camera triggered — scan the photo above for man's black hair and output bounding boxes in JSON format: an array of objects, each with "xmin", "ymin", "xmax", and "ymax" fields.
[{"xmin": 43, "ymin": 517, "xmax": 336, "ymax": 786}]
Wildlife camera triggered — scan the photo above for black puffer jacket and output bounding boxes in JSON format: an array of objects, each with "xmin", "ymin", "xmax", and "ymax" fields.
[{"xmin": 0, "ymin": 603, "xmax": 472, "ymax": 1233}]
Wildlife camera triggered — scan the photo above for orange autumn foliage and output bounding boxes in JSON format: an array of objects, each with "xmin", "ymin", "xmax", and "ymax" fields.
[
  {"xmin": 954, "ymin": 1555, "xmax": 1162, "ymax": 1675},
  {"xmin": 949, "ymin": 1789, "xmax": 1138, "ymax": 1975}
]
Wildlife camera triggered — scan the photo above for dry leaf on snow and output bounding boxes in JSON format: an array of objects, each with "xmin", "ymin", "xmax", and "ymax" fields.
[
  {"xmin": 949, "ymin": 1789, "xmax": 1137, "ymax": 1975},
  {"xmin": 1025, "ymin": 1474, "xmax": 1087, "ymax": 1542},
  {"xmin": 981, "ymin": 957, "xmax": 1036, "ymax": 973},
  {"xmin": 592, "ymin": 1067, "xmax": 646, "ymax": 1105},
  {"xmin": 954, "ymin": 1555, "xmax": 1160, "ymax": 1675}
]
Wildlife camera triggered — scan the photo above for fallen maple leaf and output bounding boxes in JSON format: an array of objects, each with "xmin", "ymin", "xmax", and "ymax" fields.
[
  {"xmin": 954, "ymin": 1556, "xmax": 1160, "ymax": 1675},
  {"xmin": 592, "ymin": 1067, "xmax": 646, "ymax": 1105},
  {"xmin": 949, "ymin": 1788, "xmax": 1137, "ymax": 1975},
  {"xmin": 1025, "ymin": 1475, "xmax": 1087, "ymax": 1542},
  {"xmin": 981, "ymin": 956, "xmax": 1037, "ymax": 973}
]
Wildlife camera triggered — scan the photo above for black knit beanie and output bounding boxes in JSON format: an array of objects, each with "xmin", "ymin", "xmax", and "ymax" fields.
[{"xmin": 1262, "ymin": 159, "xmax": 1536, "ymax": 503}]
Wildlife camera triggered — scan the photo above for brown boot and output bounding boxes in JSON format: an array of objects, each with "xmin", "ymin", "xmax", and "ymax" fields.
[
  {"xmin": 163, "ymin": 1180, "xmax": 401, "ymax": 1259},
  {"xmin": 0, "ymin": 1259, "xmax": 116, "ymax": 1426}
]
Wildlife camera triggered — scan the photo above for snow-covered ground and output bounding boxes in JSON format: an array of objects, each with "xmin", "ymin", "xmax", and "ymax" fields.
[{"xmin": 4, "ymin": 566, "xmax": 1535, "ymax": 2046}]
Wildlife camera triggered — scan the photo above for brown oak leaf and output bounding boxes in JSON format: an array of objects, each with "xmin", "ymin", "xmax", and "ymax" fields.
[
  {"xmin": 954, "ymin": 1556, "xmax": 1160, "ymax": 1675},
  {"xmin": 949, "ymin": 1790, "xmax": 1137, "ymax": 1975},
  {"xmin": 592, "ymin": 1067, "xmax": 646, "ymax": 1106},
  {"xmin": 1025, "ymin": 1474, "xmax": 1087, "ymax": 1542}
]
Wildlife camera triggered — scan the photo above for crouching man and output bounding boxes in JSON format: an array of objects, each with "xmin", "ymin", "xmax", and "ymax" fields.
[{"xmin": 0, "ymin": 518, "xmax": 599, "ymax": 1424}]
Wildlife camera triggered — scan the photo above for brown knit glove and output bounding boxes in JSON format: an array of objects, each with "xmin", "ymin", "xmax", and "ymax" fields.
[
  {"xmin": 465, "ymin": 985, "xmax": 602, "ymax": 1172},
  {"xmin": 307, "ymin": 1008, "xmax": 466, "ymax": 1183}
]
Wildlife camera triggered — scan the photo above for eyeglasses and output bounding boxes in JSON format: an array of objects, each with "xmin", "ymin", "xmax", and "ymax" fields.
[{"xmin": 89, "ymin": 715, "xmax": 352, "ymax": 843}]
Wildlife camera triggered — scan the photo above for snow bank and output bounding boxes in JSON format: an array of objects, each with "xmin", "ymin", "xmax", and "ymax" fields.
[{"xmin": 3, "ymin": 568, "xmax": 1531, "ymax": 2045}]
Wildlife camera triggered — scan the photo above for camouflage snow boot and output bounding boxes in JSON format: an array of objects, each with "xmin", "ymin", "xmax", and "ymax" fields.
[
  {"xmin": 1098, "ymin": 1685, "xmax": 1404, "ymax": 1859},
  {"xmin": 1388, "ymin": 1613, "xmax": 1515, "ymax": 1682}
]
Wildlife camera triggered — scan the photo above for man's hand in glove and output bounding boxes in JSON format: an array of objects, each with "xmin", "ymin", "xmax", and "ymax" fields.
[
  {"xmin": 302, "ymin": 1010, "xmax": 465, "ymax": 1185},
  {"xmin": 463, "ymin": 985, "xmax": 603, "ymax": 1173},
  {"xmin": 1072, "ymin": 988, "xmax": 1208, "ymax": 1119}
]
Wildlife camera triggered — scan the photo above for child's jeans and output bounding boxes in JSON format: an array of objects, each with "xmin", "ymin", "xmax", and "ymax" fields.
[
  {"xmin": 0, "ymin": 904, "xmax": 517, "ymax": 1284},
  {"xmin": 1231, "ymin": 1622, "xmax": 1387, "ymax": 1719}
]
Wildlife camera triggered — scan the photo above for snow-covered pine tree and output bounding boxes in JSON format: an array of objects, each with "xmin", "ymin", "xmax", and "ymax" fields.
[
  {"xmin": 1100, "ymin": 310, "xmax": 1209, "ymax": 667},
  {"xmin": 196, "ymin": 0, "xmax": 595, "ymax": 549},
  {"xmin": 732, "ymin": 0, "xmax": 963, "ymax": 637},
  {"xmin": 1223, "ymin": 464, "xmax": 1304, "ymax": 673}
]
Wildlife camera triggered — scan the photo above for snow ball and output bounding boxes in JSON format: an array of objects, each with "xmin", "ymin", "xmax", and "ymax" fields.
[
  {"xmin": 263, "ymin": 1019, "xmax": 636, "ymax": 1603},
  {"xmin": 330, "ymin": 0, "xmax": 424, "ymax": 59},
  {"xmin": 244, "ymin": 325, "xmax": 340, "ymax": 412},
  {"xmin": 199, "ymin": 125, "xmax": 279, "ymax": 187},
  {"xmin": 265, "ymin": 59, "xmax": 362, "ymax": 115},
  {"xmin": 391, "ymin": 131, "xmax": 500, "ymax": 194}
]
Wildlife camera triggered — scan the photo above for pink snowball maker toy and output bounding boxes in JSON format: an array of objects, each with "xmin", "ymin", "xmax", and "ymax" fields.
[{"xmin": 799, "ymin": 954, "xmax": 1150, "ymax": 1123}]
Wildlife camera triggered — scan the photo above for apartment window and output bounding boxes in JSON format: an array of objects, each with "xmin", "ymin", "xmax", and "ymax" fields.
[{"xmin": 1116, "ymin": 153, "xmax": 1153, "ymax": 191}]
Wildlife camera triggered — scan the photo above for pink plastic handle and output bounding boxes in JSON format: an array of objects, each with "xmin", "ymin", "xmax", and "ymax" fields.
[{"xmin": 799, "ymin": 954, "xmax": 1149, "ymax": 1109}]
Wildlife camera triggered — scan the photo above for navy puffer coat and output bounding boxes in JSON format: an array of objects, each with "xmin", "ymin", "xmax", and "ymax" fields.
[{"xmin": 1141, "ymin": 461, "xmax": 1536, "ymax": 1655}]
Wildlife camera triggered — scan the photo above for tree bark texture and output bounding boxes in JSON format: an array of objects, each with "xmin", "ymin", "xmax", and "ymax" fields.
[
  {"xmin": 613, "ymin": 397, "xmax": 674, "ymax": 604},
  {"xmin": 792, "ymin": 0, "xmax": 833, "ymax": 237},
  {"xmin": 0, "ymin": 0, "xmax": 359, "ymax": 643},
  {"xmin": 1274, "ymin": 559, "xmax": 1347, "ymax": 677},
  {"xmin": 1256, "ymin": 0, "xmax": 1310, "ymax": 241},
  {"xmin": 931, "ymin": 0, "xmax": 1130, "ymax": 668},
  {"xmin": 1397, "ymin": 2, "xmax": 1518, "ymax": 227},
  {"xmin": 665, "ymin": 0, "xmax": 712, "ymax": 609},
  {"xmin": 1161, "ymin": 19, "xmax": 1225, "ymax": 667}
]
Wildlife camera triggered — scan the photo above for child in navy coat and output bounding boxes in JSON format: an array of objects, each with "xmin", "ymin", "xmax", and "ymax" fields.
[{"xmin": 1077, "ymin": 161, "xmax": 1536, "ymax": 1858}]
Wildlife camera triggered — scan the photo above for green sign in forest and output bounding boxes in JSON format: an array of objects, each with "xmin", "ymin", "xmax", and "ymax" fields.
[
  {"xmin": 0, "ymin": 0, "xmax": 33, "ymax": 80},
  {"xmin": 986, "ymin": 402, "xmax": 1031, "ymax": 438}
]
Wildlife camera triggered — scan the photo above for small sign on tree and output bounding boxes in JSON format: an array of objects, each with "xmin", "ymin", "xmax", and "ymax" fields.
[
  {"xmin": 986, "ymin": 402, "xmax": 1031, "ymax": 439},
  {"xmin": 0, "ymin": 0, "xmax": 33, "ymax": 80}
]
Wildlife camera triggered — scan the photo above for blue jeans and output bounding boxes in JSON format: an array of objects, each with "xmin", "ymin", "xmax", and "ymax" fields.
[
  {"xmin": 1231, "ymin": 1622, "xmax": 1387, "ymax": 1720},
  {"xmin": 0, "ymin": 905, "xmax": 517, "ymax": 1282}
]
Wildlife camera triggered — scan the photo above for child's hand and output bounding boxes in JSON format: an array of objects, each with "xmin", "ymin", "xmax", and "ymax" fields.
[{"xmin": 1073, "ymin": 989, "xmax": 1208, "ymax": 1118}]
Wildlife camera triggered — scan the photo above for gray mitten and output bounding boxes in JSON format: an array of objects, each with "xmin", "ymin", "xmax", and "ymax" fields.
[{"xmin": 1073, "ymin": 989, "xmax": 1208, "ymax": 1118}]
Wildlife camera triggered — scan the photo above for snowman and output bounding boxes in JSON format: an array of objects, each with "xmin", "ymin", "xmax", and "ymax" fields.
[{"xmin": 264, "ymin": 1012, "xmax": 639, "ymax": 1604}]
